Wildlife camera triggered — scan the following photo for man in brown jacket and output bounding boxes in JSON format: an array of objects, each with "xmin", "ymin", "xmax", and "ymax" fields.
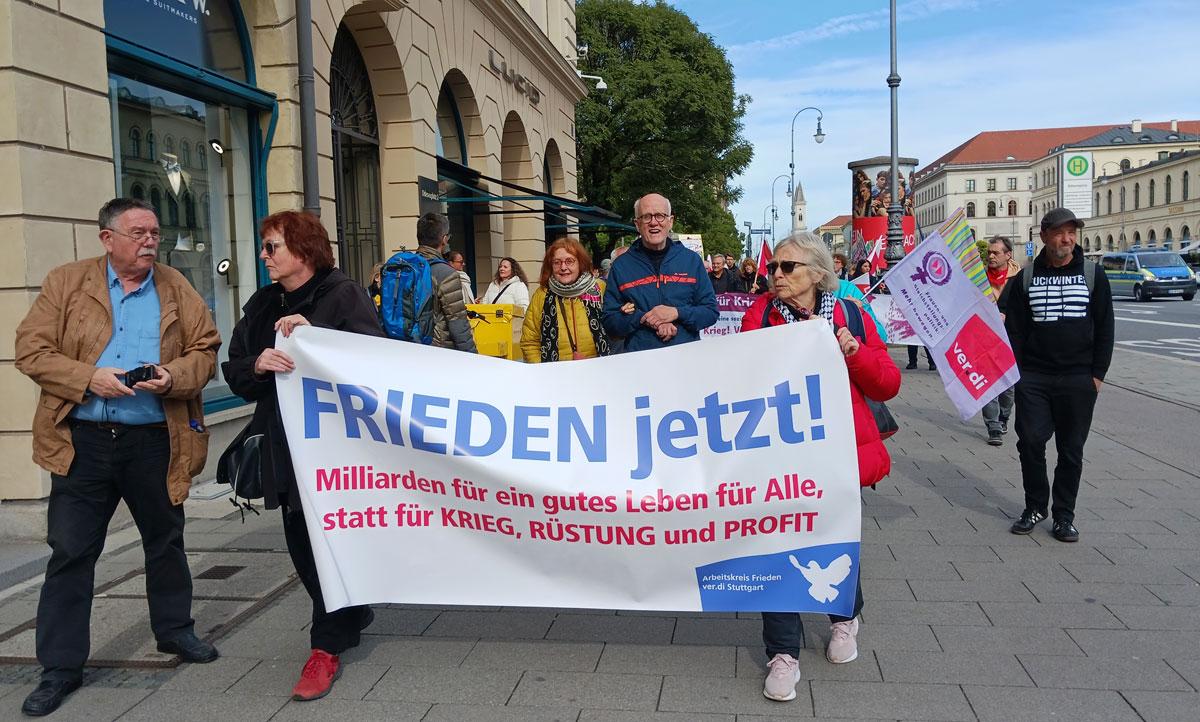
[{"xmin": 14, "ymin": 198, "xmax": 221, "ymax": 716}]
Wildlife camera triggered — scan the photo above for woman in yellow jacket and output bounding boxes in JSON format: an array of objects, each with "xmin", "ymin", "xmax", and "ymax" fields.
[{"xmin": 521, "ymin": 237, "xmax": 612, "ymax": 362}]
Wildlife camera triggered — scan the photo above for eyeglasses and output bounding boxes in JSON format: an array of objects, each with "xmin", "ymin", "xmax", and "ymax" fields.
[
  {"xmin": 552, "ymin": 258, "xmax": 578, "ymax": 267},
  {"xmin": 766, "ymin": 260, "xmax": 811, "ymax": 275},
  {"xmin": 262, "ymin": 240, "xmax": 286, "ymax": 257},
  {"xmin": 108, "ymin": 229, "xmax": 161, "ymax": 242},
  {"xmin": 635, "ymin": 212, "xmax": 671, "ymax": 224}
]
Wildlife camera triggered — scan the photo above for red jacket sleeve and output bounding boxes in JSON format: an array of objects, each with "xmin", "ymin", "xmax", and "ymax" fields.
[{"xmin": 843, "ymin": 304, "xmax": 901, "ymax": 403}]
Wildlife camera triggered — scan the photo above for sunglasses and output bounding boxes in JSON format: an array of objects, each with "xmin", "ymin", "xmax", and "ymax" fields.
[
  {"xmin": 262, "ymin": 240, "xmax": 285, "ymax": 257},
  {"xmin": 766, "ymin": 260, "xmax": 810, "ymax": 275}
]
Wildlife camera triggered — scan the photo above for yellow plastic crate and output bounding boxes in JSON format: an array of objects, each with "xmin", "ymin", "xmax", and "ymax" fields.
[{"xmin": 467, "ymin": 303, "xmax": 520, "ymax": 360}]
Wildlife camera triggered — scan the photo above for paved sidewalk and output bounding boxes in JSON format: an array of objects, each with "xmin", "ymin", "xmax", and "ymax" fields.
[{"xmin": 1, "ymin": 349, "xmax": 1198, "ymax": 721}]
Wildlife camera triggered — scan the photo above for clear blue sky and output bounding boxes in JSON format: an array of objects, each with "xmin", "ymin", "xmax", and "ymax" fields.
[{"xmin": 663, "ymin": 0, "xmax": 1200, "ymax": 246}]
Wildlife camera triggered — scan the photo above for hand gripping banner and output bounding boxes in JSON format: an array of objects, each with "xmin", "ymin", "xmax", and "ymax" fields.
[{"xmin": 275, "ymin": 322, "xmax": 861, "ymax": 615}]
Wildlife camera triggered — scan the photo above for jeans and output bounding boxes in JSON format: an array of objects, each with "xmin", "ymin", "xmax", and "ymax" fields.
[
  {"xmin": 37, "ymin": 424, "xmax": 193, "ymax": 682},
  {"xmin": 281, "ymin": 497, "xmax": 371, "ymax": 653},
  {"xmin": 1014, "ymin": 372, "xmax": 1098, "ymax": 524},
  {"xmin": 761, "ymin": 573, "xmax": 864, "ymax": 659},
  {"xmin": 982, "ymin": 387, "xmax": 1015, "ymax": 433}
]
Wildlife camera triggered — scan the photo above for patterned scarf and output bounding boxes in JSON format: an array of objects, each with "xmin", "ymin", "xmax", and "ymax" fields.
[
  {"xmin": 771, "ymin": 290, "xmax": 836, "ymax": 325},
  {"xmin": 539, "ymin": 273, "xmax": 611, "ymax": 361}
]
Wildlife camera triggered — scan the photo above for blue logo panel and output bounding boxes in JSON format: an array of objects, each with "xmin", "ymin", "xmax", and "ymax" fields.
[{"xmin": 695, "ymin": 542, "xmax": 860, "ymax": 615}]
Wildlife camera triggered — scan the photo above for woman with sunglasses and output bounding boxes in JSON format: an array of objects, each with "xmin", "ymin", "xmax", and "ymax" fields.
[
  {"xmin": 740, "ymin": 232, "xmax": 901, "ymax": 704},
  {"xmin": 222, "ymin": 211, "xmax": 383, "ymax": 702},
  {"xmin": 520, "ymin": 238, "xmax": 611, "ymax": 362}
]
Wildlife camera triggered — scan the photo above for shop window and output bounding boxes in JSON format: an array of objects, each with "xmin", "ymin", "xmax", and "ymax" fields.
[{"xmin": 105, "ymin": 0, "xmax": 271, "ymax": 408}]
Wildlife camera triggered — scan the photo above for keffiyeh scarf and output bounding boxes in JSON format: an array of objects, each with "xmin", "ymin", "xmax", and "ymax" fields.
[{"xmin": 539, "ymin": 273, "xmax": 611, "ymax": 361}]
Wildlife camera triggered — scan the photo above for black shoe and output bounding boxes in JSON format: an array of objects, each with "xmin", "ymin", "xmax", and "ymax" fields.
[
  {"xmin": 928, "ymin": 364, "xmax": 937, "ymax": 371},
  {"xmin": 359, "ymin": 606, "xmax": 375, "ymax": 631},
  {"xmin": 987, "ymin": 430, "xmax": 1002, "ymax": 446},
  {"xmin": 22, "ymin": 679, "xmax": 81, "ymax": 717},
  {"xmin": 157, "ymin": 632, "xmax": 219, "ymax": 663},
  {"xmin": 1000, "ymin": 419, "xmax": 1009, "ymax": 435},
  {"xmin": 905, "ymin": 362, "xmax": 917, "ymax": 370},
  {"xmin": 1010, "ymin": 509, "xmax": 1046, "ymax": 535},
  {"xmin": 1052, "ymin": 520, "xmax": 1079, "ymax": 542}
]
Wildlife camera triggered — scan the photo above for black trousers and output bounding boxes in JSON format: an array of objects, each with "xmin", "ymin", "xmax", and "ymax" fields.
[
  {"xmin": 281, "ymin": 496, "xmax": 370, "ymax": 654},
  {"xmin": 907, "ymin": 345, "xmax": 936, "ymax": 368},
  {"xmin": 37, "ymin": 424, "xmax": 193, "ymax": 682},
  {"xmin": 761, "ymin": 573, "xmax": 864, "ymax": 659},
  {"xmin": 1014, "ymin": 371, "xmax": 1098, "ymax": 524}
]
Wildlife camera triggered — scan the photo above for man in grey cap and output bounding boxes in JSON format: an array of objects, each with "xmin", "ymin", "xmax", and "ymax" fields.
[{"xmin": 1002, "ymin": 208, "xmax": 1113, "ymax": 542}]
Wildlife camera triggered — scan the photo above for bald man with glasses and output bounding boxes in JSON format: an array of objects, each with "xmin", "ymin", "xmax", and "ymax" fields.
[{"xmin": 602, "ymin": 193, "xmax": 719, "ymax": 351}]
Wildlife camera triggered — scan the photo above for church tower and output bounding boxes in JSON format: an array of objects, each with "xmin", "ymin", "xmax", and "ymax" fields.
[{"xmin": 791, "ymin": 178, "xmax": 807, "ymax": 232}]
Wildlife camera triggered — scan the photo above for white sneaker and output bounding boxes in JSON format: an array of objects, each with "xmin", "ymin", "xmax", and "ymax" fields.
[
  {"xmin": 763, "ymin": 653, "xmax": 801, "ymax": 701},
  {"xmin": 826, "ymin": 617, "xmax": 859, "ymax": 663}
]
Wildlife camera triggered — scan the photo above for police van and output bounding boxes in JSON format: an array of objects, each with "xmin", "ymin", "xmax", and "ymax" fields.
[{"xmin": 1100, "ymin": 249, "xmax": 1196, "ymax": 301}]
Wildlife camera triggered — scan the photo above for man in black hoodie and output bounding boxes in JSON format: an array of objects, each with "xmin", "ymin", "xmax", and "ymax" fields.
[{"xmin": 1003, "ymin": 208, "xmax": 1113, "ymax": 542}]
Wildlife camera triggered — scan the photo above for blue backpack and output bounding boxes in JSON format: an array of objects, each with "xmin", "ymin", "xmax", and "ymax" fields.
[{"xmin": 379, "ymin": 251, "xmax": 445, "ymax": 343}]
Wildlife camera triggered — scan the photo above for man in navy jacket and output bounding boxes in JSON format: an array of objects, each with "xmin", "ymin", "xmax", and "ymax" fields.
[{"xmin": 602, "ymin": 193, "xmax": 719, "ymax": 351}]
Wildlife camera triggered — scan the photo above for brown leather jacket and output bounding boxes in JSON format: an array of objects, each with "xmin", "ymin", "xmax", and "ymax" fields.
[{"xmin": 15, "ymin": 256, "xmax": 221, "ymax": 504}]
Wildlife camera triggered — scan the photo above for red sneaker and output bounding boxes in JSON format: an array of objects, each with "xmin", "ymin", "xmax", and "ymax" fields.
[{"xmin": 291, "ymin": 649, "xmax": 341, "ymax": 701}]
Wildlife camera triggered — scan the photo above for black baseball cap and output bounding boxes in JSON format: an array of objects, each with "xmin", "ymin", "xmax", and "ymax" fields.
[{"xmin": 1040, "ymin": 207, "xmax": 1084, "ymax": 232}]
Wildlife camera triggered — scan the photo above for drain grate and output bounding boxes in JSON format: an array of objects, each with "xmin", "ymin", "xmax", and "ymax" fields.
[{"xmin": 195, "ymin": 565, "xmax": 245, "ymax": 580}]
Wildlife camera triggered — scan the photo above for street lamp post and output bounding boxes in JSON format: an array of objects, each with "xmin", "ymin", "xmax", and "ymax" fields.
[
  {"xmin": 1100, "ymin": 161, "xmax": 1126, "ymax": 250},
  {"xmin": 884, "ymin": 0, "xmax": 905, "ymax": 269},
  {"xmin": 763, "ymin": 204, "xmax": 779, "ymax": 243},
  {"xmin": 743, "ymin": 220, "xmax": 753, "ymax": 258},
  {"xmin": 771, "ymin": 174, "xmax": 790, "ymax": 241},
  {"xmin": 789, "ymin": 107, "xmax": 825, "ymax": 232}
]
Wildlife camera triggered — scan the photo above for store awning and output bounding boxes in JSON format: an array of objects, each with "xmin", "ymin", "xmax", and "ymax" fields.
[{"xmin": 434, "ymin": 157, "xmax": 636, "ymax": 236}]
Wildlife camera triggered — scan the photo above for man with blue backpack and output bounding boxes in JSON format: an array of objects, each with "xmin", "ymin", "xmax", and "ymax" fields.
[
  {"xmin": 602, "ymin": 193, "xmax": 718, "ymax": 351},
  {"xmin": 378, "ymin": 212, "xmax": 476, "ymax": 352}
]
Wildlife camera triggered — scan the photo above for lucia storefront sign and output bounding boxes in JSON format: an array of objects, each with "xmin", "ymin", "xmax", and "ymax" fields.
[{"xmin": 488, "ymin": 49, "xmax": 542, "ymax": 106}]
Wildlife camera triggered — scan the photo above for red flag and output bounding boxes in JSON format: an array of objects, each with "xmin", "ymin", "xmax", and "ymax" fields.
[
  {"xmin": 867, "ymin": 236, "xmax": 888, "ymax": 274},
  {"xmin": 850, "ymin": 273, "xmax": 871, "ymax": 295},
  {"xmin": 756, "ymin": 239, "xmax": 773, "ymax": 278}
]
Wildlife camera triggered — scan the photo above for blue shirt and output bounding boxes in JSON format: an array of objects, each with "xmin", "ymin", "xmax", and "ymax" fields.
[{"xmin": 72, "ymin": 262, "xmax": 165, "ymax": 424}]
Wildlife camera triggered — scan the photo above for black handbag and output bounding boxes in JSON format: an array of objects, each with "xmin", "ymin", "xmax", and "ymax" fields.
[
  {"xmin": 867, "ymin": 398, "xmax": 899, "ymax": 439},
  {"xmin": 216, "ymin": 423, "xmax": 265, "ymax": 518}
]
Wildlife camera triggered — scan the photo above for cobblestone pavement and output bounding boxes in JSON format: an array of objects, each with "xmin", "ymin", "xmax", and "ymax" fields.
[{"xmin": 1, "ymin": 348, "xmax": 1198, "ymax": 721}]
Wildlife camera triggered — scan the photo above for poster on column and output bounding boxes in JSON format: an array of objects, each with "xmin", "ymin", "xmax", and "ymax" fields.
[
  {"xmin": 274, "ymin": 323, "xmax": 862, "ymax": 616},
  {"xmin": 884, "ymin": 236, "xmax": 1020, "ymax": 419}
]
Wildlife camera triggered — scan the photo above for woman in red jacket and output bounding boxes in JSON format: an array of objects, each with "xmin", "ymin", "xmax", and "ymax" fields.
[{"xmin": 741, "ymin": 232, "xmax": 901, "ymax": 703}]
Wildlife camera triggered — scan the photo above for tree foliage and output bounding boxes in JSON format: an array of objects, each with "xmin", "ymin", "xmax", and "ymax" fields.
[{"xmin": 575, "ymin": 0, "xmax": 753, "ymax": 260}]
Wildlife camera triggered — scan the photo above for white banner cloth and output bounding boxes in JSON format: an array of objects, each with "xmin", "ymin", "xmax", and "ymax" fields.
[
  {"xmin": 883, "ymin": 236, "xmax": 1020, "ymax": 419},
  {"xmin": 274, "ymin": 322, "xmax": 862, "ymax": 615},
  {"xmin": 701, "ymin": 293, "xmax": 758, "ymax": 338}
]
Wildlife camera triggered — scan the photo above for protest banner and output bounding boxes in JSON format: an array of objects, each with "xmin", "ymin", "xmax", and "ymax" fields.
[
  {"xmin": 884, "ymin": 236, "xmax": 1019, "ymax": 419},
  {"xmin": 868, "ymin": 294, "xmax": 919, "ymax": 345},
  {"xmin": 701, "ymin": 293, "xmax": 758, "ymax": 338},
  {"xmin": 274, "ymin": 322, "xmax": 862, "ymax": 616}
]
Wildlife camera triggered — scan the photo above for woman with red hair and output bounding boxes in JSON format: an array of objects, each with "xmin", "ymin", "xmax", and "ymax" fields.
[
  {"xmin": 221, "ymin": 211, "xmax": 383, "ymax": 702},
  {"xmin": 520, "ymin": 238, "xmax": 611, "ymax": 362}
]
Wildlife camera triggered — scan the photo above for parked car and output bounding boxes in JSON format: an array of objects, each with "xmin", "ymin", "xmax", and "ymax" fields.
[{"xmin": 1100, "ymin": 249, "xmax": 1196, "ymax": 301}]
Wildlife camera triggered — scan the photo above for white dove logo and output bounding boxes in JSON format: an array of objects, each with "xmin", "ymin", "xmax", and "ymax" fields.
[{"xmin": 789, "ymin": 554, "xmax": 853, "ymax": 603}]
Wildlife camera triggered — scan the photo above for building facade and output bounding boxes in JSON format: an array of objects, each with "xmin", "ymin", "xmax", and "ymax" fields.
[
  {"xmin": 1078, "ymin": 149, "xmax": 1200, "ymax": 255},
  {"xmin": 914, "ymin": 120, "xmax": 1200, "ymax": 262},
  {"xmin": 0, "ymin": 0, "xmax": 587, "ymax": 525}
]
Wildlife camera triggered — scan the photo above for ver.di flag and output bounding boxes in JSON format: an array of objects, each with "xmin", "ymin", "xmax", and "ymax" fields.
[
  {"xmin": 274, "ymin": 322, "xmax": 862, "ymax": 615},
  {"xmin": 883, "ymin": 235, "xmax": 1019, "ymax": 419}
]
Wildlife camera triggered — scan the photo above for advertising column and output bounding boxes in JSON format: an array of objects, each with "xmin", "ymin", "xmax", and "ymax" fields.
[{"xmin": 848, "ymin": 156, "xmax": 919, "ymax": 270}]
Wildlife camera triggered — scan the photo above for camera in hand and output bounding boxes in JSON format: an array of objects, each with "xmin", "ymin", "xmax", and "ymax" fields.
[{"xmin": 124, "ymin": 365, "xmax": 158, "ymax": 388}]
